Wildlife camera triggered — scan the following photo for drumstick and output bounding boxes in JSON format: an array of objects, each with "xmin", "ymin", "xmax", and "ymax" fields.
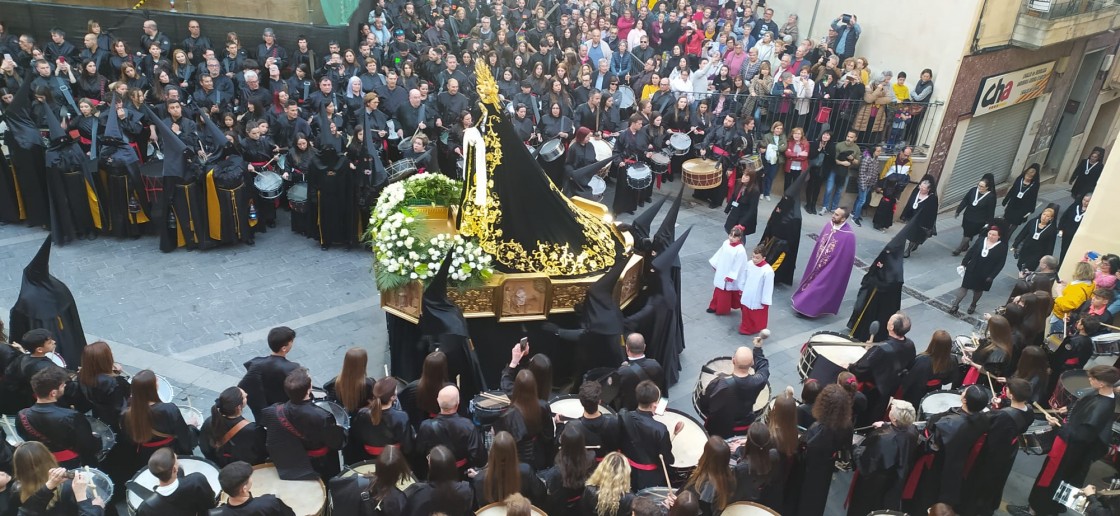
[
  {"xmin": 384, "ymin": 364, "xmax": 390, "ymax": 377},
  {"xmin": 480, "ymin": 392, "xmax": 511, "ymax": 404},
  {"xmin": 1101, "ymin": 322, "xmax": 1120, "ymax": 332},
  {"xmin": 1033, "ymin": 402, "xmax": 1062, "ymax": 426},
  {"xmin": 658, "ymin": 454, "xmax": 673, "ymax": 488},
  {"xmin": 585, "ymin": 445, "xmax": 601, "ymax": 449},
  {"xmin": 986, "ymin": 371, "xmax": 996, "ymax": 394}
]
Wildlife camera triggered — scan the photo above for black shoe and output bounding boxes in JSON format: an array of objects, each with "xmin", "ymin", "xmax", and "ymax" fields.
[
  {"xmin": 1006, "ymin": 505, "xmax": 1032, "ymax": 516},
  {"xmin": 804, "ymin": 205, "xmax": 814, "ymax": 214},
  {"xmin": 321, "ymin": 244, "xmax": 329, "ymax": 251},
  {"xmin": 903, "ymin": 248, "xmax": 911, "ymax": 258},
  {"xmin": 706, "ymin": 308, "xmax": 716, "ymax": 313},
  {"xmin": 951, "ymin": 249, "xmax": 962, "ymax": 257},
  {"xmin": 853, "ymin": 218, "xmax": 862, "ymax": 227},
  {"xmin": 245, "ymin": 239, "xmax": 255, "ymax": 246},
  {"xmin": 948, "ymin": 304, "xmax": 959, "ymax": 315},
  {"xmin": 967, "ymin": 304, "xmax": 977, "ymax": 315}
]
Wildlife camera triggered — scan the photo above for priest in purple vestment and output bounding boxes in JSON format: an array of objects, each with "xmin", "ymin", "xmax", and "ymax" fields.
[{"xmin": 791, "ymin": 207, "xmax": 858, "ymax": 317}]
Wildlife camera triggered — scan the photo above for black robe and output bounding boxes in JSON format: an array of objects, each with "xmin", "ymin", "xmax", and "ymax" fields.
[
  {"xmin": 74, "ymin": 373, "xmax": 130, "ymax": 429},
  {"xmin": 16, "ymin": 402, "xmax": 102, "ymax": 468},
  {"xmin": 312, "ymin": 148, "xmax": 360, "ymax": 247},
  {"xmin": 611, "ymin": 127, "xmax": 646, "ymax": 214},
  {"xmin": 1069, "ymin": 157, "xmax": 1103, "ymax": 202},
  {"xmin": 847, "ymin": 424, "xmax": 919, "ymax": 516},
  {"xmin": 538, "ymin": 455, "xmax": 595, "ymax": 514},
  {"xmin": 107, "ymin": 401, "xmax": 199, "ymax": 487},
  {"xmin": 238, "ymin": 355, "xmax": 301, "ymax": 421},
  {"xmin": 792, "ymin": 423, "xmax": 852, "ymax": 516},
  {"xmin": 134, "ymin": 472, "xmax": 217, "ymax": 516},
  {"xmin": 1058, "ymin": 200, "xmax": 1085, "ymax": 262},
  {"xmin": 960, "ymin": 239, "xmax": 1007, "ymax": 292},
  {"xmin": 404, "ymin": 481, "xmax": 473, "ymax": 516},
  {"xmin": 329, "ymin": 475, "xmax": 407, "ymax": 516},
  {"xmin": 17, "ymin": 481, "xmax": 104, "ymax": 516},
  {"xmin": 470, "ymin": 463, "xmax": 544, "ymax": 507},
  {"xmin": 962, "ymin": 406, "xmax": 1034, "ymax": 515},
  {"xmin": 0, "ymin": 146, "xmax": 22, "ymax": 223},
  {"xmin": 724, "ymin": 186, "xmax": 760, "ymax": 235},
  {"xmin": 563, "ymin": 140, "xmax": 599, "ymax": 199},
  {"xmin": 849, "ymin": 338, "xmax": 916, "ymax": 422},
  {"xmin": 579, "ymin": 485, "xmax": 635, "ymax": 516},
  {"xmin": 9, "ymin": 238, "xmax": 88, "ymax": 369},
  {"xmin": 903, "ymin": 408, "xmax": 989, "ymax": 513},
  {"xmin": 414, "ymin": 413, "xmax": 486, "ymax": 473},
  {"xmin": 210, "ymin": 495, "xmax": 295, "ymax": 515},
  {"xmin": 760, "ymin": 196, "xmax": 801, "ymax": 286},
  {"xmin": 1028, "ymin": 393, "xmax": 1116, "ymax": 514},
  {"xmin": 899, "ymin": 354, "xmax": 960, "ymax": 409},
  {"xmin": 1012, "ymin": 217, "xmax": 1057, "ymax": 272},
  {"xmin": 696, "ymin": 348, "xmax": 769, "ymax": 438},
  {"xmin": 614, "ymin": 357, "xmax": 665, "ymax": 411},
  {"xmin": 873, "ymin": 171, "xmax": 909, "ymax": 230},
  {"xmin": 899, "ymin": 190, "xmax": 938, "ymax": 245},
  {"xmin": 955, "ymin": 188, "xmax": 997, "ymax": 238},
  {"xmin": 260, "ymin": 400, "xmax": 346, "ymax": 480},
  {"xmin": 493, "ymin": 401, "xmax": 555, "ymax": 471},
  {"xmin": 618, "ymin": 409, "xmax": 674, "ymax": 490},
  {"xmin": 1001, "ymin": 174, "xmax": 1039, "ymax": 226},
  {"xmin": 205, "ymin": 155, "xmax": 253, "ymax": 245},
  {"xmin": 198, "ymin": 416, "xmax": 268, "ymax": 467},
  {"xmin": 4, "ymin": 78, "xmax": 51, "ymax": 228},
  {"xmin": 348, "ymin": 406, "xmax": 413, "ymax": 464},
  {"xmin": 577, "ymin": 413, "xmax": 622, "ymax": 460},
  {"xmin": 848, "ymin": 261, "xmax": 903, "ymax": 343}
]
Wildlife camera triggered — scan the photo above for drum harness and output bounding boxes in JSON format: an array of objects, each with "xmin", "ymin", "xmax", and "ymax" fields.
[{"xmin": 17, "ymin": 413, "xmax": 78, "ymax": 462}]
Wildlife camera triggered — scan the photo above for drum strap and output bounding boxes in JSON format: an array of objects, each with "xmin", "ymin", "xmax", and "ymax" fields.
[
  {"xmin": 18, "ymin": 412, "xmax": 51, "ymax": 444},
  {"xmin": 217, "ymin": 419, "xmax": 251, "ymax": 449},
  {"xmin": 275, "ymin": 405, "xmax": 304, "ymax": 440},
  {"xmin": 627, "ymin": 363, "xmax": 650, "ymax": 384}
]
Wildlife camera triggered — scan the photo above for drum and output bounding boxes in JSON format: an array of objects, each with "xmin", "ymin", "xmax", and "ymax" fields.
[
  {"xmin": 338, "ymin": 460, "xmax": 416, "ymax": 491},
  {"xmin": 397, "ymin": 137, "xmax": 414, "ymax": 153},
  {"xmin": 681, "ymin": 159, "xmax": 723, "ymax": 190},
  {"xmin": 626, "ymin": 163, "xmax": 653, "ymax": 189},
  {"xmin": 387, "ymin": 159, "xmax": 418, "ymax": 183},
  {"xmin": 1053, "ymin": 481, "xmax": 1091, "ymax": 514},
  {"xmin": 652, "ymin": 409, "xmax": 708, "ymax": 487},
  {"xmin": 156, "ymin": 375, "xmax": 175, "ymax": 403},
  {"xmin": 470, "ymin": 392, "xmax": 509, "ymax": 428},
  {"xmin": 314, "ymin": 400, "xmax": 351, "ymax": 431},
  {"xmin": 1092, "ymin": 332, "xmax": 1120, "ymax": 355},
  {"xmin": 127, "ymin": 456, "xmax": 220, "ymax": 514},
  {"xmin": 254, "ymin": 171, "xmax": 284, "ymax": 199},
  {"xmin": 236, "ymin": 464, "xmax": 325, "ymax": 515},
  {"xmin": 539, "ymin": 138, "xmax": 565, "ymax": 162},
  {"xmin": 1020, "ymin": 419, "xmax": 1056, "ymax": 455},
  {"xmin": 87, "ymin": 416, "xmax": 116, "ymax": 462},
  {"xmin": 288, "ymin": 183, "xmax": 309, "ymax": 213},
  {"xmin": 1, "ymin": 416, "xmax": 23, "ymax": 446},
  {"xmin": 741, "ymin": 154, "xmax": 763, "ymax": 172},
  {"xmin": 70, "ymin": 467, "xmax": 114, "ymax": 504},
  {"xmin": 648, "ymin": 152, "xmax": 671, "ymax": 175},
  {"xmin": 310, "ymin": 387, "xmax": 328, "ymax": 400},
  {"xmin": 590, "ymin": 138, "xmax": 613, "ymax": 176},
  {"xmin": 634, "ymin": 486, "xmax": 671, "ymax": 506},
  {"xmin": 919, "ymin": 391, "xmax": 962, "ymax": 420},
  {"xmin": 178, "ymin": 406, "xmax": 205, "ymax": 430},
  {"xmin": 616, "ymin": 86, "xmax": 636, "ymax": 109},
  {"xmin": 693, "ymin": 357, "xmax": 770, "ymax": 420},
  {"xmin": 722, "ymin": 501, "xmax": 782, "ymax": 515},
  {"xmin": 47, "ymin": 352, "xmax": 67, "ymax": 368},
  {"xmin": 475, "ymin": 502, "xmax": 548, "ymax": 515},
  {"xmin": 668, "ymin": 133, "xmax": 691, "ymax": 155},
  {"xmin": 549, "ymin": 394, "xmax": 614, "ymax": 422},
  {"xmin": 276, "ymin": 154, "xmax": 287, "ymax": 172},
  {"xmin": 588, "ymin": 176, "xmax": 606, "ymax": 201},
  {"xmin": 1050, "ymin": 369, "xmax": 1092, "ymax": 409},
  {"xmin": 796, "ymin": 332, "xmax": 866, "ymax": 384}
]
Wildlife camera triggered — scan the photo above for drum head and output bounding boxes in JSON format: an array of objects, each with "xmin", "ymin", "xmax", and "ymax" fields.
[
  {"xmin": 920, "ymin": 391, "xmax": 962, "ymax": 417},
  {"xmin": 0, "ymin": 416, "xmax": 24, "ymax": 446},
  {"xmin": 315, "ymin": 400, "xmax": 351, "ymax": 430},
  {"xmin": 47, "ymin": 352, "xmax": 67, "ymax": 368},
  {"xmin": 288, "ymin": 183, "xmax": 309, "ymax": 202},
  {"xmin": 246, "ymin": 464, "xmax": 325, "ymax": 516},
  {"xmin": 178, "ymin": 406, "xmax": 205, "ymax": 430},
  {"xmin": 476, "ymin": 502, "xmax": 548, "ymax": 515},
  {"xmin": 652, "ymin": 409, "xmax": 707, "ymax": 467},
  {"xmin": 813, "ymin": 345, "xmax": 867, "ymax": 366},
  {"xmin": 722, "ymin": 501, "xmax": 781, "ymax": 515},
  {"xmin": 73, "ymin": 467, "xmax": 114, "ymax": 503},
  {"xmin": 128, "ymin": 456, "xmax": 220, "ymax": 509},
  {"xmin": 589, "ymin": 176, "xmax": 606, "ymax": 195},
  {"xmin": 808, "ymin": 331, "xmax": 861, "ymax": 345},
  {"xmin": 549, "ymin": 395, "xmax": 613, "ymax": 420},
  {"xmin": 86, "ymin": 416, "xmax": 116, "ymax": 460},
  {"xmin": 635, "ymin": 486, "xmax": 672, "ymax": 504},
  {"xmin": 628, "ymin": 164, "xmax": 651, "ymax": 177}
]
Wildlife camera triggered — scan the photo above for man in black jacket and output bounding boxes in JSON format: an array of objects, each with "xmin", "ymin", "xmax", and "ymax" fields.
[
  {"xmin": 212, "ymin": 461, "xmax": 296, "ymax": 515},
  {"xmin": 696, "ymin": 338, "xmax": 769, "ymax": 438},
  {"xmin": 4, "ymin": 329, "xmax": 61, "ymax": 413},
  {"xmin": 849, "ymin": 312, "xmax": 916, "ymax": 422},
  {"xmin": 615, "ymin": 333, "xmax": 665, "ymax": 411},
  {"xmin": 17, "ymin": 366, "xmax": 101, "ymax": 468},
  {"xmin": 619, "ymin": 380, "xmax": 680, "ymax": 490},
  {"xmin": 238, "ymin": 326, "xmax": 301, "ymax": 421},
  {"xmin": 135, "ymin": 447, "xmax": 217, "ymax": 516},
  {"xmin": 415, "ymin": 385, "xmax": 485, "ymax": 474},
  {"xmin": 260, "ymin": 368, "xmax": 345, "ymax": 480}
]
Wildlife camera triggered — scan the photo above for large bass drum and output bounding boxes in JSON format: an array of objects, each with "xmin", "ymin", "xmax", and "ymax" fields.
[
  {"xmin": 796, "ymin": 331, "xmax": 866, "ymax": 384},
  {"xmin": 682, "ymin": 159, "xmax": 722, "ymax": 190}
]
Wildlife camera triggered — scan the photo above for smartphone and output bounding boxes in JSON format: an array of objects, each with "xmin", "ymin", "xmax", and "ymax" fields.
[
  {"xmin": 518, "ymin": 337, "xmax": 528, "ymax": 353},
  {"xmin": 654, "ymin": 397, "xmax": 668, "ymax": 415},
  {"xmin": 4, "ymin": 54, "xmax": 12, "ymax": 62}
]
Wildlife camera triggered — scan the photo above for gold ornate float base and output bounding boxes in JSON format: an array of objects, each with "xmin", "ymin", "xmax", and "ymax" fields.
[{"xmin": 380, "ymin": 198, "xmax": 642, "ymax": 324}]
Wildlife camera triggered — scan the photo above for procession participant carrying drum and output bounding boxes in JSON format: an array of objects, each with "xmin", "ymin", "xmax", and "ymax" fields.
[
  {"xmin": 694, "ymin": 337, "xmax": 770, "ymax": 438},
  {"xmin": 612, "ymin": 114, "xmax": 651, "ymax": 215},
  {"xmin": 127, "ymin": 448, "xmax": 219, "ymax": 515},
  {"xmin": 696, "ymin": 114, "xmax": 742, "ymax": 209},
  {"xmin": 619, "ymin": 380, "xmax": 681, "ymax": 491},
  {"xmin": 797, "ymin": 331, "xmax": 867, "ymax": 385},
  {"xmin": 16, "ymin": 366, "xmax": 104, "ymax": 468},
  {"xmin": 259, "ymin": 368, "xmax": 346, "ymax": 481},
  {"xmin": 962, "ymin": 378, "xmax": 1036, "ymax": 515},
  {"xmin": 849, "ymin": 312, "xmax": 917, "ymax": 423},
  {"xmin": 565, "ymin": 381, "xmax": 622, "ymax": 461},
  {"xmin": 213, "ymin": 461, "xmax": 308, "ymax": 515},
  {"xmin": 240, "ymin": 123, "xmax": 282, "ymax": 230},
  {"xmin": 328, "ymin": 447, "xmax": 415, "ymax": 515}
]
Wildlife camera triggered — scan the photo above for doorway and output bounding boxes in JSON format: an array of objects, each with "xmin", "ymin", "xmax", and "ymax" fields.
[{"xmin": 1045, "ymin": 49, "xmax": 1106, "ymax": 173}]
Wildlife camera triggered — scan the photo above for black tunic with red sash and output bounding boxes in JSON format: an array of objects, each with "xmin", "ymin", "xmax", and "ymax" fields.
[
  {"xmin": 348, "ymin": 406, "xmax": 413, "ymax": 462},
  {"xmin": 16, "ymin": 402, "xmax": 102, "ymax": 468},
  {"xmin": 415, "ymin": 412, "xmax": 486, "ymax": 473},
  {"xmin": 260, "ymin": 400, "xmax": 346, "ymax": 480},
  {"xmin": 577, "ymin": 413, "xmax": 622, "ymax": 461},
  {"xmin": 199, "ymin": 415, "xmax": 267, "ymax": 467},
  {"xmin": 618, "ymin": 409, "xmax": 674, "ymax": 490},
  {"xmin": 962, "ymin": 406, "xmax": 1034, "ymax": 515},
  {"xmin": 696, "ymin": 349, "xmax": 769, "ymax": 438},
  {"xmin": 1028, "ymin": 392, "xmax": 1115, "ymax": 514},
  {"xmin": 901, "ymin": 407, "xmax": 989, "ymax": 514},
  {"xmin": 846, "ymin": 423, "xmax": 919, "ymax": 516}
]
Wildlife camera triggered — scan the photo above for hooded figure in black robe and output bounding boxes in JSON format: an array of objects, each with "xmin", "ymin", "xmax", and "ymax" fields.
[
  {"xmin": 848, "ymin": 208, "xmax": 925, "ymax": 342},
  {"xmin": 144, "ymin": 105, "xmax": 210, "ymax": 252},
  {"xmin": 9, "ymin": 238, "xmax": 87, "ymax": 368},
  {"xmin": 200, "ymin": 114, "xmax": 254, "ymax": 246},
  {"xmin": 41, "ymin": 102, "xmax": 98, "ymax": 243},
  {"xmin": 5, "ymin": 71, "xmax": 51, "ymax": 228},
  {"xmin": 313, "ymin": 110, "xmax": 359, "ymax": 250},
  {"xmin": 760, "ymin": 167, "xmax": 807, "ymax": 286},
  {"xmin": 847, "ymin": 419, "xmax": 919, "ymax": 515},
  {"xmin": 99, "ymin": 96, "xmax": 150, "ymax": 238},
  {"xmin": 540, "ymin": 252, "xmax": 628, "ymax": 388},
  {"xmin": 624, "ymin": 194, "xmax": 666, "ymax": 256},
  {"xmin": 417, "ymin": 251, "xmax": 487, "ymax": 400},
  {"xmin": 626, "ymin": 226, "xmax": 691, "ymax": 391},
  {"xmin": 645, "ymin": 189, "xmax": 685, "ymax": 386}
]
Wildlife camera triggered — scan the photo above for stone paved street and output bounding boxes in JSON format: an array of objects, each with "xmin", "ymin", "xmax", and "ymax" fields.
[{"xmin": 0, "ymin": 179, "xmax": 1107, "ymax": 515}]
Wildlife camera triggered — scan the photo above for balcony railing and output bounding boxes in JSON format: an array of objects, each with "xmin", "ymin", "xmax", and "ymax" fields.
[{"xmin": 1024, "ymin": 0, "xmax": 1119, "ymax": 20}]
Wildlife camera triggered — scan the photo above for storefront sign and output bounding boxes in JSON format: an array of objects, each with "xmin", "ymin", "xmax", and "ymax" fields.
[{"xmin": 973, "ymin": 62, "xmax": 1054, "ymax": 117}]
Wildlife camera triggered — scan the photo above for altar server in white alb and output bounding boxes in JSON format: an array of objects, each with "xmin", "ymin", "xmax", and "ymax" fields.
[
  {"xmin": 707, "ymin": 226, "xmax": 748, "ymax": 315},
  {"xmin": 739, "ymin": 245, "xmax": 775, "ymax": 335}
]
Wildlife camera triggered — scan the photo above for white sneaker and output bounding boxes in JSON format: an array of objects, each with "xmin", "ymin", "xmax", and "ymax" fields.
[
  {"xmin": 817, "ymin": 207, "xmax": 826, "ymax": 215},
  {"xmin": 765, "ymin": 195, "xmax": 772, "ymax": 201}
]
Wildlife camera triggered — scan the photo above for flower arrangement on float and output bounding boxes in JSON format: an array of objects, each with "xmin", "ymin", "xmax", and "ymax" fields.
[{"xmin": 367, "ymin": 174, "xmax": 494, "ymax": 291}]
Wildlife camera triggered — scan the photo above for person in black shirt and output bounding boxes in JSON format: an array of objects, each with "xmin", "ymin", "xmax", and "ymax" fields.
[
  {"xmin": 697, "ymin": 338, "xmax": 769, "ymax": 438},
  {"xmin": 200, "ymin": 386, "xmax": 267, "ymax": 467},
  {"xmin": 574, "ymin": 381, "xmax": 621, "ymax": 461},
  {"xmin": 404, "ymin": 445, "xmax": 473, "ymax": 516},
  {"xmin": 619, "ymin": 380, "xmax": 680, "ymax": 490},
  {"xmin": 135, "ymin": 447, "xmax": 218, "ymax": 516},
  {"xmin": 614, "ymin": 333, "xmax": 665, "ymax": 411},
  {"xmin": 415, "ymin": 385, "xmax": 485, "ymax": 476},
  {"xmin": 212, "ymin": 461, "xmax": 296, "ymax": 515},
  {"xmin": 3, "ymin": 329, "xmax": 59, "ymax": 412},
  {"xmin": 261, "ymin": 368, "xmax": 345, "ymax": 481},
  {"xmin": 849, "ymin": 312, "xmax": 917, "ymax": 421},
  {"xmin": 238, "ymin": 326, "xmax": 301, "ymax": 421},
  {"xmin": 963, "ymin": 378, "xmax": 1035, "ymax": 516},
  {"xmin": 18, "ymin": 366, "xmax": 101, "ymax": 468},
  {"xmin": 538, "ymin": 421, "xmax": 596, "ymax": 514}
]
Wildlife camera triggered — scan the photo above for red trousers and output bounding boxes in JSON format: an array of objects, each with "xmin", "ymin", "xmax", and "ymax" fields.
[
  {"xmin": 708, "ymin": 288, "xmax": 742, "ymax": 315},
  {"xmin": 739, "ymin": 305, "xmax": 769, "ymax": 334}
]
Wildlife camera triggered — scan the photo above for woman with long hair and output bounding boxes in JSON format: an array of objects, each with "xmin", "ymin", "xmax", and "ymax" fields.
[
  {"xmin": 792, "ymin": 384, "xmax": 853, "ymax": 516},
  {"xmin": 350, "ymin": 377, "xmax": 413, "ymax": 463},
  {"xmin": 12, "ymin": 441, "xmax": 101, "ymax": 514},
  {"xmin": 75, "ymin": 341, "xmax": 130, "ymax": 429},
  {"xmin": 580, "ymin": 451, "xmax": 634, "ymax": 516},
  {"xmin": 108, "ymin": 39, "xmax": 134, "ymax": 79},
  {"xmin": 1009, "ymin": 345, "xmax": 1050, "ymax": 405},
  {"xmin": 494, "ymin": 370, "xmax": 555, "ymax": 470},
  {"xmin": 170, "ymin": 49, "xmax": 195, "ymax": 90},
  {"xmin": 680, "ymin": 436, "xmax": 735, "ymax": 514},
  {"xmin": 796, "ymin": 379, "xmax": 820, "ymax": 429},
  {"xmin": 761, "ymin": 390, "xmax": 797, "ymax": 511},
  {"xmin": 899, "ymin": 174, "xmax": 940, "ymax": 257},
  {"xmin": 285, "ymin": 133, "xmax": 316, "ymax": 237},
  {"xmin": 75, "ymin": 60, "xmax": 107, "ymax": 102},
  {"xmin": 199, "ymin": 386, "xmax": 266, "ymax": 467},
  {"xmin": 846, "ymin": 400, "xmax": 919, "ymax": 515},
  {"xmin": 333, "ymin": 445, "xmax": 412, "ymax": 515},
  {"xmin": 404, "ymin": 445, "xmax": 472, "ymax": 516},
  {"xmin": 837, "ymin": 371, "xmax": 869, "ymax": 428},
  {"xmin": 469, "ymin": 431, "xmax": 542, "ymax": 507},
  {"xmin": 538, "ymin": 422, "xmax": 595, "ymax": 514},
  {"xmin": 901, "ymin": 330, "xmax": 960, "ymax": 407},
  {"xmin": 119, "ymin": 370, "xmax": 197, "ymax": 473},
  {"xmin": 324, "ymin": 347, "xmax": 375, "ymax": 415},
  {"xmin": 732, "ymin": 423, "xmax": 777, "ymax": 503},
  {"xmin": 965, "ymin": 314, "xmax": 1014, "ymax": 383},
  {"xmin": 1020, "ymin": 290, "xmax": 1054, "ymax": 347},
  {"xmin": 502, "ymin": 349, "xmax": 554, "ymax": 402},
  {"xmin": 399, "ymin": 351, "xmax": 450, "ymax": 430}
]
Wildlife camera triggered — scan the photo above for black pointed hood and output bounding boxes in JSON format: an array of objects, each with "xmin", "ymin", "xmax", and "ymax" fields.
[
  {"xmin": 317, "ymin": 108, "xmax": 343, "ymax": 156},
  {"xmin": 570, "ymin": 157, "xmax": 613, "ymax": 184},
  {"xmin": 582, "ymin": 255, "xmax": 627, "ymax": 335},
  {"xmin": 653, "ymin": 186, "xmax": 684, "ymax": 254},
  {"xmin": 6, "ymin": 69, "xmax": 41, "ymax": 149},
  {"xmin": 865, "ymin": 207, "xmax": 922, "ymax": 286},
  {"xmin": 142, "ymin": 105, "xmax": 188, "ymax": 179},
  {"xmin": 780, "ymin": 166, "xmax": 810, "ymax": 222},
  {"xmin": 43, "ymin": 105, "xmax": 69, "ymax": 144},
  {"xmin": 103, "ymin": 95, "xmax": 126, "ymax": 144},
  {"xmin": 652, "ymin": 227, "xmax": 691, "ymax": 295},
  {"xmin": 629, "ymin": 195, "xmax": 666, "ymax": 243},
  {"xmin": 419, "ymin": 251, "xmax": 470, "ymax": 338},
  {"xmin": 9, "ymin": 238, "xmax": 87, "ymax": 368}
]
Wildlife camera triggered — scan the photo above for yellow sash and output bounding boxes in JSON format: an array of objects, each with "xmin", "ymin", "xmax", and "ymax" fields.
[{"xmin": 206, "ymin": 169, "xmax": 221, "ymax": 241}]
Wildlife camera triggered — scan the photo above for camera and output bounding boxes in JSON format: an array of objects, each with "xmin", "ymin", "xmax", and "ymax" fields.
[{"xmin": 841, "ymin": 14, "xmax": 853, "ymax": 24}]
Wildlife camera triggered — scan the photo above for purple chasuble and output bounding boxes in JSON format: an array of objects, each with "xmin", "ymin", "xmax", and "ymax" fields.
[{"xmin": 791, "ymin": 221, "xmax": 857, "ymax": 317}]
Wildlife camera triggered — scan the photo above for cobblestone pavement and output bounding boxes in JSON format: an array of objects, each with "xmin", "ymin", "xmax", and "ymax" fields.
[{"xmin": 0, "ymin": 180, "xmax": 1104, "ymax": 515}]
